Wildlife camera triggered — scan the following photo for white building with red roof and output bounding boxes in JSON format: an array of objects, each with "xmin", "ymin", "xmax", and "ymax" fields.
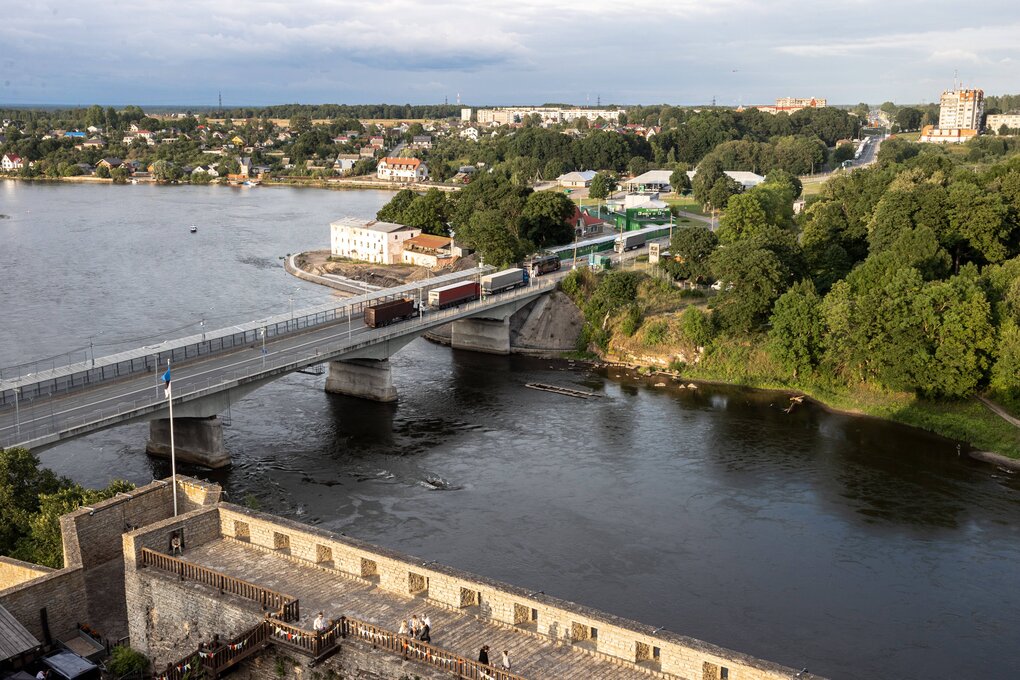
[
  {"xmin": 377, "ymin": 157, "xmax": 428, "ymax": 182},
  {"xmin": 1, "ymin": 153, "xmax": 23, "ymax": 171}
]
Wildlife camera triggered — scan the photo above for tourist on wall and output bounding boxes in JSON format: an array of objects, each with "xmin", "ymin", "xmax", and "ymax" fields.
[
  {"xmin": 313, "ymin": 611, "xmax": 326, "ymax": 633},
  {"xmin": 502, "ymin": 649, "xmax": 512, "ymax": 670},
  {"xmin": 478, "ymin": 645, "xmax": 490, "ymax": 665}
]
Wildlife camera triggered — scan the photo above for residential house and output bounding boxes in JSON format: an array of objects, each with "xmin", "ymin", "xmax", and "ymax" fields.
[
  {"xmin": 557, "ymin": 170, "xmax": 597, "ymax": 188},
  {"xmin": 568, "ymin": 206, "xmax": 607, "ymax": 237},
  {"xmin": 369, "ymin": 136, "xmax": 385, "ymax": 149},
  {"xmin": 334, "ymin": 154, "xmax": 360, "ymax": 173},
  {"xmin": 377, "ymin": 157, "xmax": 428, "ymax": 183},
  {"xmin": 63, "ymin": 130, "xmax": 86, "ymax": 139},
  {"xmin": 401, "ymin": 234, "xmax": 453, "ymax": 268},
  {"xmin": 96, "ymin": 157, "xmax": 124, "ymax": 170},
  {"xmin": 1, "ymin": 153, "xmax": 24, "ymax": 171},
  {"xmin": 410, "ymin": 135, "xmax": 433, "ymax": 149},
  {"xmin": 460, "ymin": 127, "xmax": 479, "ymax": 141},
  {"xmin": 81, "ymin": 138, "xmax": 105, "ymax": 149},
  {"xmin": 330, "ymin": 217, "xmax": 421, "ymax": 265},
  {"xmin": 192, "ymin": 165, "xmax": 220, "ymax": 177},
  {"xmin": 359, "ymin": 146, "xmax": 377, "ymax": 159}
]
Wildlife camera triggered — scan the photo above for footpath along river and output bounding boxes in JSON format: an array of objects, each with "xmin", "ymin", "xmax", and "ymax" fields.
[{"xmin": 2, "ymin": 181, "xmax": 1020, "ymax": 680}]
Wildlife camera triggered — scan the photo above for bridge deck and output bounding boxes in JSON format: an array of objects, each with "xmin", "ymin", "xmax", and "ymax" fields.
[{"xmin": 184, "ymin": 538, "xmax": 656, "ymax": 680}]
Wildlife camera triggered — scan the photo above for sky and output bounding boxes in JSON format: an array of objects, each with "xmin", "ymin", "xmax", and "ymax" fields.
[{"xmin": 1, "ymin": 0, "xmax": 1018, "ymax": 108}]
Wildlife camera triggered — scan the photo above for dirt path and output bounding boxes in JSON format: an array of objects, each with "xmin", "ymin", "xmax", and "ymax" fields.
[{"xmin": 976, "ymin": 395, "xmax": 1020, "ymax": 429}]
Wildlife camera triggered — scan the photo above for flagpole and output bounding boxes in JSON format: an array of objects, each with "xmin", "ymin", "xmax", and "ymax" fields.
[{"xmin": 166, "ymin": 360, "xmax": 177, "ymax": 517}]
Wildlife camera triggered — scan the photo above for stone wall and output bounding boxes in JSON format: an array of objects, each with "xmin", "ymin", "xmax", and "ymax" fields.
[
  {"xmin": 233, "ymin": 637, "xmax": 453, "ymax": 680},
  {"xmin": 0, "ymin": 475, "xmax": 221, "ymax": 647},
  {"xmin": 0, "ymin": 567, "xmax": 87, "ymax": 643},
  {"xmin": 0, "ymin": 556, "xmax": 53, "ymax": 590},
  {"xmin": 217, "ymin": 505, "xmax": 814, "ymax": 680},
  {"xmin": 62, "ymin": 476, "xmax": 221, "ymax": 570}
]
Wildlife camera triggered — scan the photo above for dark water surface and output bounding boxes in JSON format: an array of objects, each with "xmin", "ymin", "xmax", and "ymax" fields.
[{"xmin": 2, "ymin": 181, "xmax": 1019, "ymax": 680}]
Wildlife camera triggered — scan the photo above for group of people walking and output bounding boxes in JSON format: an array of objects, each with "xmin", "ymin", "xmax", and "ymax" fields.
[{"xmin": 398, "ymin": 612, "xmax": 432, "ymax": 643}]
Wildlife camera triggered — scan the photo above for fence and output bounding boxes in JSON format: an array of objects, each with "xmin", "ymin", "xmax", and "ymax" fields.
[
  {"xmin": 140, "ymin": 549, "xmax": 298, "ymax": 621},
  {"xmin": 341, "ymin": 616, "xmax": 527, "ymax": 680},
  {"xmin": 0, "ymin": 282, "xmax": 554, "ymax": 450},
  {"xmin": 156, "ymin": 619, "xmax": 271, "ymax": 680}
]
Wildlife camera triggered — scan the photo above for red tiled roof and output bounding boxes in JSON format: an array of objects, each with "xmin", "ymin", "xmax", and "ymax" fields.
[{"xmin": 382, "ymin": 157, "xmax": 421, "ymax": 168}]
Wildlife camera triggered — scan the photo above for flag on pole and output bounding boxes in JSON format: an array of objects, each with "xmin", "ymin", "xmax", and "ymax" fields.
[{"xmin": 162, "ymin": 365, "xmax": 171, "ymax": 398}]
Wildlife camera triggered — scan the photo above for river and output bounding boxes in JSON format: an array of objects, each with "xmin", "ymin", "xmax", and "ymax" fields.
[{"xmin": 2, "ymin": 181, "xmax": 1019, "ymax": 680}]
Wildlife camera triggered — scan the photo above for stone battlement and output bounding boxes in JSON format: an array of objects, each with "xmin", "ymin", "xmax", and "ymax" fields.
[{"xmin": 123, "ymin": 499, "xmax": 824, "ymax": 680}]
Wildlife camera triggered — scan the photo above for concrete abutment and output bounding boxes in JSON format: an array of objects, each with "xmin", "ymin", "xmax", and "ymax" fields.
[
  {"xmin": 146, "ymin": 416, "xmax": 230, "ymax": 468},
  {"xmin": 324, "ymin": 358, "xmax": 398, "ymax": 402},
  {"xmin": 450, "ymin": 317, "xmax": 511, "ymax": 355}
]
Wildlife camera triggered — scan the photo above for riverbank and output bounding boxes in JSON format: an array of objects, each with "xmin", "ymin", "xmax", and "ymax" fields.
[
  {"xmin": 1, "ymin": 174, "xmax": 458, "ymax": 192},
  {"xmin": 598, "ymin": 332, "xmax": 1020, "ymax": 461}
]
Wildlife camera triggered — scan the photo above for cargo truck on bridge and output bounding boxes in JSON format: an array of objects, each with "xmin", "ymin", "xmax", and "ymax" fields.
[
  {"xmin": 481, "ymin": 268, "xmax": 529, "ymax": 295},
  {"xmin": 614, "ymin": 232, "xmax": 647, "ymax": 253},
  {"xmin": 428, "ymin": 281, "xmax": 481, "ymax": 309},
  {"xmin": 364, "ymin": 298, "xmax": 417, "ymax": 328}
]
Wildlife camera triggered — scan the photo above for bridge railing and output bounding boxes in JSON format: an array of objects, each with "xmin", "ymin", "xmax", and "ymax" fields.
[
  {"xmin": 0, "ymin": 267, "xmax": 494, "ymax": 407},
  {"xmin": 0, "ymin": 282, "xmax": 554, "ymax": 449}
]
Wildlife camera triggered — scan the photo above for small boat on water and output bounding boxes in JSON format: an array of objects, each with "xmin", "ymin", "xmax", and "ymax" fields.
[{"xmin": 189, "ymin": 226, "xmax": 198, "ymax": 233}]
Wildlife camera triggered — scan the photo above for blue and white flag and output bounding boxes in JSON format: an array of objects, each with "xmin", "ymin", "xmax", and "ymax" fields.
[{"xmin": 162, "ymin": 365, "xmax": 171, "ymax": 398}]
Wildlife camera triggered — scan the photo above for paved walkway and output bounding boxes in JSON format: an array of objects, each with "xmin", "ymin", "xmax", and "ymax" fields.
[{"xmin": 184, "ymin": 539, "xmax": 654, "ymax": 680}]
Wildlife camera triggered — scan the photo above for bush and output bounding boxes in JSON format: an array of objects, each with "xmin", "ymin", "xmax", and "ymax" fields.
[
  {"xmin": 107, "ymin": 646, "xmax": 149, "ymax": 677},
  {"xmin": 644, "ymin": 320, "xmax": 669, "ymax": 346},
  {"xmin": 620, "ymin": 305, "xmax": 642, "ymax": 337},
  {"xmin": 679, "ymin": 306, "xmax": 715, "ymax": 348}
]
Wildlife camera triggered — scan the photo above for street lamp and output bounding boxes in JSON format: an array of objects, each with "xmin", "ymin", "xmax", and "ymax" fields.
[{"xmin": 259, "ymin": 327, "xmax": 267, "ymax": 366}]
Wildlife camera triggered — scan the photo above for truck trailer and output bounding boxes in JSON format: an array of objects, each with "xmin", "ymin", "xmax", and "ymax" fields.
[
  {"xmin": 481, "ymin": 267, "xmax": 529, "ymax": 295},
  {"xmin": 528, "ymin": 254, "xmax": 561, "ymax": 275},
  {"xmin": 364, "ymin": 298, "xmax": 416, "ymax": 328},
  {"xmin": 614, "ymin": 231, "xmax": 647, "ymax": 253},
  {"xmin": 428, "ymin": 280, "xmax": 481, "ymax": 309}
]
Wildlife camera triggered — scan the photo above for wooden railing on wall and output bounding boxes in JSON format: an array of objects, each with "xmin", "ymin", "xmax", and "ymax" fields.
[
  {"xmin": 341, "ymin": 615, "xmax": 528, "ymax": 680},
  {"xmin": 140, "ymin": 548, "xmax": 298, "ymax": 621}
]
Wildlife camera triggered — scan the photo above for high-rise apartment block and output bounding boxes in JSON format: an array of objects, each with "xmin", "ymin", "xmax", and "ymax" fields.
[{"xmin": 937, "ymin": 89, "xmax": 984, "ymax": 130}]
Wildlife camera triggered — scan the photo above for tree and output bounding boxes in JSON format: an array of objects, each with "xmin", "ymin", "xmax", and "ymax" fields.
[
  {"xmin": 520, "ymin": 191, "xmax": 575, "ymax": 248},
  {"xmin": 95, "ymin": 164, "xmax": 110, "ymax": 179},
  {"xmin": 895, "ymin": 107, "xmax": 924, "ymax": 132},
  {"xmin": 768, "ymin": 279, "xmax": 824, "ymax": 378},
  {"xmin": 947, "ymin": 183, "xmax": 1011, "ymax": 265},
  {"xmin": 460, "ymin": 209, "xmax": 528, "ymax": 268},
  {"xmin": 589, "ymin": 172, "xmax": 616, "ymax": 200},
  {"xmin": 377, "ymin": 188, "xmax": 417, "ymax": 223},
  {"xmin": 991, "ymin": 319, "xmax": 1020, "ymax": 398},
  {"xmin": 718, "ymin": 192, "xmax": 769, "ymax": 243},
  {"xmin": 832, "ymin": 143, "xmax": 855, "ymax": 166},
  {"xmin": 662, "ymin": 227, "xmax": 718, "ymax": 283},
  {"xmin": 628, "ymin": 156, "xmax": 649, "ymax": 177},
  {"xmin": 544, "ymin": 158, "xmax": 568, "ymax": 181},
  {"xmin": 150, "ymin": 160, "xmax": 182, "ymax": 183},
  {"xmin": 110, "ymin": 167, "xmax": 129, "ymax": 184},
  {"xmin": 707, "ymin": 175, "xmax": 741, "ymax": 213},
  {"xmin": 691, "ymin": 157, "xmax": 725, "ymax": 206},
  {"xmin": 401, "ymin": 189, "xmax": 451, "ymax": 235},
  {"xmin": 190, "ymin": 170, "xmax": 212, "ymax": 185},
  {"xmin": 669, "ymin": 167, "xmax": 691, "ymax": 195},
  {"xmin": 853, "ymin": 102, "xmax": 871, "ymax": 121},
  {"xmin": 709, "ymin": 240, "xmax": 790, "ymax": 333},
  {"xmin": 678, "ymin": 306, "xmax": 715, "ymax": 348}
]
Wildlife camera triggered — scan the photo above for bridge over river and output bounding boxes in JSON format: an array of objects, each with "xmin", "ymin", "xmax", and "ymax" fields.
[{"xmin": 0, "ymin": 268, "xmax": 552, "ymax": 466}]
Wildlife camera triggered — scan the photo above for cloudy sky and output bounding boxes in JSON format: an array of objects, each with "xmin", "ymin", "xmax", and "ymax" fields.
[{"xmin": 1, "ymin": 0, "xmax": 1018, "ymax": 108}]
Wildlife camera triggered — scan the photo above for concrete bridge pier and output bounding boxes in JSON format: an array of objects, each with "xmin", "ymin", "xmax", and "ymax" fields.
[
  {"xmin": 146, "ymin": 416, "xmax": 230, "ymax": 469},
  {"xmin": 451, "ymin": 317, "xmax": 511, "ymax": 355},
  {"xmin": 325, "ymin": 359, "xmax": 398, "ymax": 402}
]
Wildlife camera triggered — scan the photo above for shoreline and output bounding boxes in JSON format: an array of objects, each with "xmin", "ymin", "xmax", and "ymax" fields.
[
  {"xmin": 0, "ymin": 174, "xmax": 456, "ymax": 193},
  {"xmin": 587, "ymin": 357, "xmax": 1020, "ymax": 469}
]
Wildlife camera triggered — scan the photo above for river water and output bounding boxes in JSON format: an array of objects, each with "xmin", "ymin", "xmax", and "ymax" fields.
[{"xmin": 2, "ymin": 181, "xmax": 1019, "ymax": 680}]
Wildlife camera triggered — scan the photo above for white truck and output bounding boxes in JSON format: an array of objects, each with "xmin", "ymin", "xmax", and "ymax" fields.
[
  {"xmin": 480, "ymin": 267, "xmax": 529, "ymax": 295},
  {"xmin": 614, "ymin": 232, "xmax": 647, "ymax": 253}
]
